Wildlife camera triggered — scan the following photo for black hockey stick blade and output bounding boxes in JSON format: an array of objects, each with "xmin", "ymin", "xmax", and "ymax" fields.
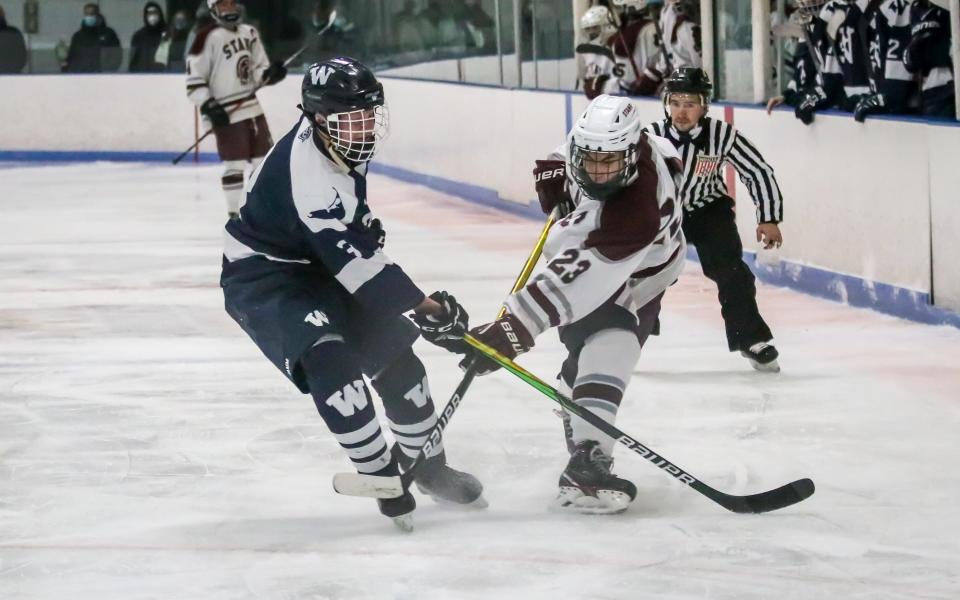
[{"xmin": 694, "ymin": 478, "xmax": 815, "ymax": 514}]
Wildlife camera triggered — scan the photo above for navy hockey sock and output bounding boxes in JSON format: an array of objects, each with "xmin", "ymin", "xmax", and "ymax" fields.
[
  {"xmin": 302, "ymin": 342, "xmax": 396, "ymax": 476},
  {"xmin": 371, "ymin": 350, "xmax": 444, "ymax": 462}
]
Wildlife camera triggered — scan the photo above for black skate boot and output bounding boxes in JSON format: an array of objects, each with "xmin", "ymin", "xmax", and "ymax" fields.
[
  {"xmin": 370, "ymin": 460, "xmax": 416, "ymax": 532},
  {"xmin": 740, "ymin": 341, "xmax": 780, "ymax": 373},
  {"xmin": 394, "ymin": 446, "xmax": 487, "ymax": 508},
  {"xmin": 555, "ymin": 441, "xmax": 637, "ymax": 514}
]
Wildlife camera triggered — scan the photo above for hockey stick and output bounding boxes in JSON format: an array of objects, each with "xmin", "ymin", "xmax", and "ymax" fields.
[
  {"xmin": 333, "ymin": 213, "xmax": 557, "ymax": 499},
  {"xmin": 606, "ymin": 1, "xmax": 646, "ymax": 85},
  {"xmin": 171, "ymin": 10, "xmax": 338, "ymax": 165},
  {"xmin": 460, "ymin": 334, "xmax": 816, "ymax": 514}
]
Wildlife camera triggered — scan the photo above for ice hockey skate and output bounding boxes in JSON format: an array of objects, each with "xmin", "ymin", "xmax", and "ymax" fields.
[
  {"xmin": 741, "ymin": 342, "xmax": 780, "ymax": 373},
  {"xmin": 377, "ymin": 490, "xmax": 416, "ymax": 532},
  {"xmin": 555, "ymin": 441, "xmax": 637, "ymax": 514},
  {"xmin": 395, "ymin": 446, "xmax": 488, "ymax": 508}
]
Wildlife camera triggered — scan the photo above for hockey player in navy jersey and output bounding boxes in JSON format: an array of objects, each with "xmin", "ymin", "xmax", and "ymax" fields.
[
  {"xmin": 220, "ymin": 57, "xmax": 485, "ymax": 530},
  {"xmin": 647, "ymin": 68, "xmax": 784, "ymax": 372},
  {"xmin": 468, "ymin": 94, "xmax": 687, "ymax": 513}
]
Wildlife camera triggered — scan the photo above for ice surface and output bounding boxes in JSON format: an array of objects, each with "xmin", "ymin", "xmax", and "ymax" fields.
[{"xmin": 1, "ymin": 162, "xmax": 958, "ymax": 599}]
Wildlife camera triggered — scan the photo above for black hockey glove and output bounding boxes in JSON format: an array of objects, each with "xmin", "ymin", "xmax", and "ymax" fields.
[
  {"xmin": 533, "ymin": 159, "xmax": 575, "ymax": 217},
  {"xmin": 412, "ymin": 291, "xmax": 470, "ymax": 354},
  {"xmin": 262, "ymin": 60, "xmax": 288, "ymax": 85},
  {"xmin": 904, "ymin": 11, "xmax": 942, "ymax": 75},
  {"xmin": 463, "ymin": 313, "xmax": 534, "ymax": 376},
  {"xmin": 794, "ymin": 88, "xmax": 824, "ymax": 125},
  {"xmin": 368, "ymin": 218, "xmax": 386, "ymax": 249},
  {"xmin": 854, "ymin": 93, "xmax": 886, "ymax": 123},
  {"xmin": 200, "ymin": 98, "xmax": 230, "ymax": 128}
]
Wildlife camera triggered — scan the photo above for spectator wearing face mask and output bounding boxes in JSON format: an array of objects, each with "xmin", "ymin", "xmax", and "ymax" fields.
[
  {"xmin": 155, "ymin": 9, "xmax": 193, "ymax": 72},
  {"xmin": 130, "ymin": 1, "xmax": 167, "ymax": 72},
  {"xmin": 0, "ymin": 3, "xmax": 28, "ymax": 73},
  {"xmin": 64, "ymin": 3, "xmax": 121, "ymax": 73}
]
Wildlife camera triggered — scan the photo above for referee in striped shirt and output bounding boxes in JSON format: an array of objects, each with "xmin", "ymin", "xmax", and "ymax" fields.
[{"xmin": 646, "ymin": 68, "xmax": 783, "ymax": 372}]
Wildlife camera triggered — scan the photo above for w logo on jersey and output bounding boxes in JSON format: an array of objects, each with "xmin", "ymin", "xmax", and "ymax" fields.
[
  {"xmin": 326, "ymin": 380, "xmax": 368, "ymax": 417},
  {"xmin": 304, "ymin": 310, "xmax": 329, "ymax": 327},
  {"xmin": 310, "ymin": 65, "xmax": 334, "ymax": 86},
  {"xmin": 403, "ymin": 376, "xmax": 431, "ymax": 408},
  {"xmin": 693, "ymin": 155, "xmax": 721, "ymax": 177}
]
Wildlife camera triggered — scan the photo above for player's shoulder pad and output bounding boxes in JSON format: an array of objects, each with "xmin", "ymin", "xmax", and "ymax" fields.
[
  {"xmin": 584, "ymin": 136, "xmax": 661, "ymax": 261},
  {"xmin": 622, "ymin": 19, "xmax": 650, "ymax": 39},
  {"xmin": 188, "ymin": 23, "xmax": 221, "ymax": 56},
  {"xmin": 643, "ymin": 131, "xmax": 684, "ymax": 177},
  {"xmin": 644, "ymin": 131, "xmax": 681, "ymax": 162}
]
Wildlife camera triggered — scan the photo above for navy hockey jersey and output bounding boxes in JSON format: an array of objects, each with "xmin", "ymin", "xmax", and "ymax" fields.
[{"xmin": 223, "ymin": 117, "xmax": 425, "ymax": 317}]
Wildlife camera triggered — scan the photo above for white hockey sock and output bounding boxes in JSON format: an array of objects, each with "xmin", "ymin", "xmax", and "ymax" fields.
[
  {"xmin": 570, "ymin": 328, "xmax": 642, "ymax": 456},
  {"xmin": 221, "ymin": 160, "xmax": 247, "ymax": 214}
]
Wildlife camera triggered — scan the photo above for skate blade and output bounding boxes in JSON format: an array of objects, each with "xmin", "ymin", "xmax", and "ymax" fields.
[
  {"xmin": 333, "ymin": 472, "xmax": 405, "ymax": 499},
  {"xmin": 390, "ymin": 513, "xmax": 415, "ymax": 533},
  {"xmin": 553, "ymin": 487, "xmax": 632, "ymax": 515},
  {"xmin": 747, "ymin": 357, "xmax": 781, "ymax": 373}
]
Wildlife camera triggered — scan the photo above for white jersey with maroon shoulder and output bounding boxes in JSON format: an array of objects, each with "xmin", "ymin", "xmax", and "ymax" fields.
[
  {"xmin": 504, "ymin": 132, "xmax": 686, "ymax": 340},
  {"xmin": 610, "ymin": 18, "xmax": 660, "ymax": 93},
  {"xmin": 655, "ymin": 4, "xmax": 702, "ymax": 73},
  {"xmin": 186, "ymin": 23, "xmax": 270, "ymax": 125}
]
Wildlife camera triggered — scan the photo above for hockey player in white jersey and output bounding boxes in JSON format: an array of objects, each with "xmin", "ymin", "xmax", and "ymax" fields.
[
  {"xmin": 186, "ymin": 0, "xmax": 287, "ymax": 218},
  {"xmin": 578, "ymin": 1, "xmax": 662, "ymax": 99},
  {"xmin": 220, "ymin": 57, "xmax": 485, "ymax": 530},
  {"xmin": 468, "ymin": 94, "xmax": 686, "ymax": 513}
]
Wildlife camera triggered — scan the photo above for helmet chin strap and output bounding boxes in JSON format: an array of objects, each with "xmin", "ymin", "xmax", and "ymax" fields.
[{"xmin": 309, "ymin": 119, "xmax": 356, "ymax": 172}]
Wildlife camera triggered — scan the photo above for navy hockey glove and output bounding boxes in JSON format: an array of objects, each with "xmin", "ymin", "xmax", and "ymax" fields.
[
  {"xmin": 262, "ymin": 60, "xmax": 288, "ymax": 85},
  {"xmin": 201, "ymin": 98, "xmax": 230, "ymax": 128},
  {"xmin": 412, "ymin": 291, "xmax": 470, "ymax": 354},
  {"xmin": 794, "ymin": 88, "xmax": 824, "ymax": 125},
  {"xmin": 854, "ymin": 93, "xmax": 886, "ymax": 123},
  {"xmin": 533, "ymin": 160, "xmax": 575, "ymax": 217},
  {"xmin": 368, "ymin": 218, "xmax": 386, "ymax": 249},
  {"xmin": 463, "ymin": 313, "xmax": 534, "ymax": 376}
]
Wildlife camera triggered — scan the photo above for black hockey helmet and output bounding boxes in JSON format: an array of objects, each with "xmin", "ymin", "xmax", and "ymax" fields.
[
  {"xmin": 663, "ymin": 67, "xmax": 713, "ymax": 104},
  {"xmin": 301, "ymin": 57, "xmax": 388, "ymax": 163},
  {"xmin": 301, "ymin": 56, "xmax": 385, "ymax": 117}
]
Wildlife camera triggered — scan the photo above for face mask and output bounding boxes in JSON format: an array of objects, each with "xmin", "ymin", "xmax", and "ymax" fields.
[
  {"xmin": 83, "ymin": 15, "xmax": 98, "ymax": 27},
  {"xmin": 147, "ymin": 14, "xmax": 160, "ymax": 26},
  {"xmin": 174, "ymin": 17, "xmax": 189, "ymax": 31},
  {"xmin": 218, "ymin": 9, "xmax": 241, "ymax": 24}
]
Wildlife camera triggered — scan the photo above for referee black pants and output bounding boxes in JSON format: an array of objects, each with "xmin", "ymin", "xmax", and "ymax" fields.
[{"xmin": 682, "ymin": 196, "xmax": 773, "ymax": 352}]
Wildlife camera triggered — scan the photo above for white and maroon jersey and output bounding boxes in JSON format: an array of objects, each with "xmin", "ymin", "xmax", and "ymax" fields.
[
  {"xmin": 504, "ymin": 133, "xmax": 686, "ymax": 340},
  {"xmin": 578, "ymin": 19, "xmax": 660, "ymax": 98},
  {"xmin": 655, "ymin": 4, "xmax": 702, "ymax": 74},
  {"xmin": 578, "ymin": 39, "xmax": 620, "ymax": 99},
  {"xmin": 611, "ymin": 18, "xmax": 661, "ymax": 93},
  {"xmin": 186, "ymin": 23, "xmax": 270, "ymax": 125}
]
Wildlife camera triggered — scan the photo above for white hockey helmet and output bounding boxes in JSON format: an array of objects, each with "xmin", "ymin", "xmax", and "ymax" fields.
[
  {"xmin": 579, "ymin": 6, "xmax": 617, "ymax": 41},
  {"xmin": 568, "ymin": 94, "xmax": 645, "ymax": 199},
  {"xmin": 207, "ymin": 0, "xmax": 241, "ymax": 25}
]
